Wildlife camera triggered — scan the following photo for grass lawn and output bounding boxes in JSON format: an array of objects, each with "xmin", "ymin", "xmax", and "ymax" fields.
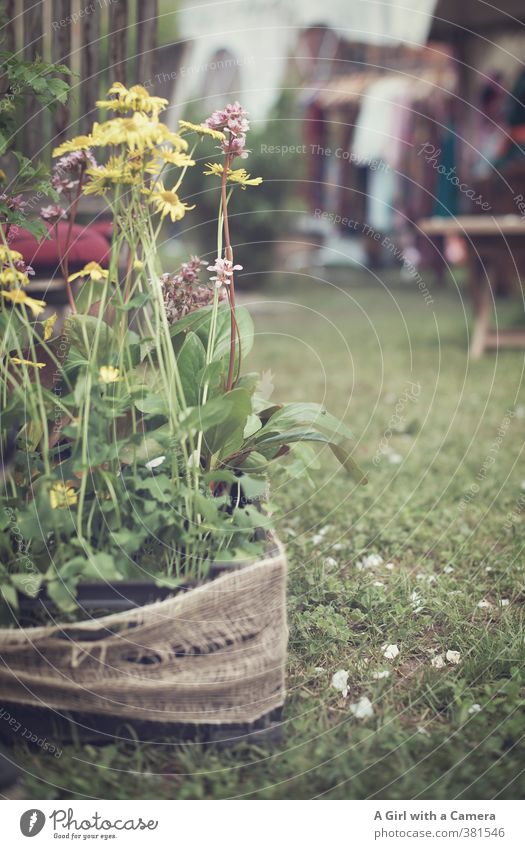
[{"xmin": 11, "ymin": 269, "xmax": 525, "ymax": 799}]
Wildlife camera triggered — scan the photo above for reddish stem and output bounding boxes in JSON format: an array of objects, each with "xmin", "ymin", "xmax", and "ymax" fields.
[
  {"xmin": 58, "ymin": 164, "xmax": 86, "ymax": 314},
  {"xmin": 221, "ymin": 152, "xmax": 240, "ymax": 392}
]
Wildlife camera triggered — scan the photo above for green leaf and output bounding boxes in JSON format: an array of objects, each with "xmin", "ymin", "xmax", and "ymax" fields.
[
  {"xmin": 201, "ymin": 388, "xmax": 252, "ymax": 458},
  {"xmin": 9, "ymin": 573, "xmax": 43, "ymax": 598},
  {"xmin": 134, "ymin": 394, "xmax": 168, "ymax": 416},
  {"xmin": 1, "ymin": 584, "xmax": 18, "ymax": 608},
  {"xmin": 74, "ymin": 278, "xmax": 106, "ymax": 314},
  {"xmin": 177, "ymin": 331, "xmax": 206, "ymax": 406}
]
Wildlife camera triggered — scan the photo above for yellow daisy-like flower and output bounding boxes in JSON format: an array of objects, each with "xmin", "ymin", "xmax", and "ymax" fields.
[
  {"xmin": 99, "ymin": 365, "xmax": 120, "ymax": 384},
  {"xmin": 68, "ymin": 261, "xmax": 108, "ymax": 283},
  {"xmin": 227, "ymin": 168, "xmax": 263, "ymax": 188},
  {"xmin": 49, "ymin": 482, "xmax": 78, "ymax": 509},
  {"xmin": 133, "ymin": 259, "xmax": 144, "ymax": 271},
  {"xmin": 92, "ymin": 113, "xmax": 177, "ymax": 152},
  {"xmin": 84, "ymin": 156, "xmax": 143, "ymax": 195},
  {"xmin": 52, "ymin": 135, "xmax": 94, "ymax": 157},
  {"xmin": 43, "ymin": 313, "xmax": 57, "ymax": 341},
  {"xmin": 1, "ymin": 288, "xmax": 46, "ymax": 316},
  {"xmin": 155, "ymin": 147, "xmax": 195, "ymax": 168},
  {"xmin": 10, "ymin": 357, "xmax": 46, "ymax": 369},
  {"xmin": 203, "ymin": 162, "xmax": 224, "ymax": 178},
  {"xmin": 143, "ymin": 182, "xmax": 195, "ymax": 222},
  {"xmin": 97, "ymin": 82, "xmax": 168, "ymax": 118},
  {"xmin": 203, "ymin": 163, "xmax": 263, "ymax": 188},
  {"xmin": 0, "ymin": 267, "xmax": 29, "ymax": 288},
  {"xmin": 178, "ymin": 120, "xmax": 225, "ymax": 142},
  {"xmin": 0, "ymin": 246, "xmax": 24, "ymax": 264}
]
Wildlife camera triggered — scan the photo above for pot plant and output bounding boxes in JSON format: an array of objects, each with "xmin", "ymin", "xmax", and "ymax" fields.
[{"xmin": 0, "ymin": 85, "xmax": 366, "ymax": 743}]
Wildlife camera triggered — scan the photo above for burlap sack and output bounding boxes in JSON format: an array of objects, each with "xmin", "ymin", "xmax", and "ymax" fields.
[{"xmin": 0, "ymin": 540, "xmax": 288, "ymax": 725}]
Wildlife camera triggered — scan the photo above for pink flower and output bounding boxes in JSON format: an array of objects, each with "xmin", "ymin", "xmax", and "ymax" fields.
[
  {"xmin": 206, "ymin": 102, "xmax": 251, "ymax": 160},
  {"xmin": 207, "ymin": 257, "xmax": 242, "ymax": 288},
  {"xmin": 222, "ymin": 134, "xmax": 249, "ymax": 159},
  {"xmin": 206, "ymin": 102, "xmax": 250, "ymax": 134},
  {"xmin": 40, "ymin": 204, "xmax": 66, "ymax": 223}
]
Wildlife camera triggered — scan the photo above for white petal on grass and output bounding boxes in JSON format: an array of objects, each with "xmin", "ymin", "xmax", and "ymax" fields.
[
  {"xmin": 385, "ymin": 562, "xmax": 395, "ymax": 570},
  {"xmin": 468, "ymin": 703, "xmax": 482, "ymax": 714},
  {"xmin": 382, "ymin": 643, "xmax": 399, "ymax": 660},
  {"xmin": 332, "ymin": 542, "xmax": 345, "ymax": 551},
  {"xmin": 324, "ymin": 557, "xmax": 338, "ymax": 568},
  {"xmin": 312, "ymin": 534, "xmax": 324, "ymax": 545},
  {"xmin": 357, "ymin": 553, "xmax": 384, "ymax": 570},
  {"xmin": 417, "ymin": 725, "xmax": 430, "ymax": 737},
  {"xmin": 372, "ymin": 670, "xmax": 390, "ymax": 680},
  {"xmin": 446, "ymin": 650, "xmax": 461, "ymax": 665},
  {"xmin": 443, "ymin": 565, "xmax": 454, "ymax": 574},
  {"xmin": 477, "ymin": 599, "xmax": 492, "ymax": 609},
  {"xmin": 349, "ymin": 696, "xmax": 374, "ymax": 719},
  {"xmin": 145, "ymin": 455, "xmax": 166, "ymax": 469},
  {"xmin": 388, "ymin": 452, "xmax": 403, "ymax": 464},
  {"xmin": 410, "ymin": 590, "xmax": 424, "ymax": 611},
  {"xmin": 431, "ymin": 654, "xmax": 445, "ymax": 669},
  {"xmin": 373, "ymin": 581, "xmax": 385, "ymax": 587},
  {"xmin": 500, "ymin": 598, "xmax": 510, "ymax": 607},
  {"xmin": 331, "ymin": 669, "xmax": 349, "ymax": 698}
]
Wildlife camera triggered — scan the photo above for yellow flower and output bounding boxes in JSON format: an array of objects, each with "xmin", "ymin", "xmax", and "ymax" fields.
[
  {"xmin": 178, "ymin": 120, "xmax": 225, "ymax": 141},
  {"xmin": 43, "ymin": 313, "xmax": 57, "ymax": 341},
  {"xmin": 68, "ymin": 261, "xmax": 108, "ymax": 283},
  {"xmin": 227, "ymin": 168, "xmax": 263, "ymax": 188},
  {"xmin": 10, "ymin": 357, "xmax": 46, "ymax": 369},
  {"xmin": 52, "ymin": 135, "xmax": 94, "ymax": 157},
  {"xmin": 91, "ymin": 113, "xmax": 176, "ymax": 152},
  {"xmin": 49, "ymin": 482, "xmax": 78, "ymax": 509},
  {"xmin": 84, "ymin": 156, "xmax": 143, "ymax": 195},
  {"xmin": 203, "ymin": 162, "xmax": 224, "ymax": 178},
  {"xmin": 143, "ymin": 182, "xmax": 195, "ymax": 222},
  {"xmin": 155, "ymin": 147, "xmax": 195, "ymax": 168},
  {"xmin": 1, "ymin": 288, "xmax": 46, "ymax": 316},
  {"xmin": 203, "ymin": 163, "xmax": 263, "ymax": 188},
  {"xmin": 0, "ymin": 168, "xmax": 6, "ymax": 183},
  {"xmin": 97, "ymin": 82, "xmax": 168, "ymax": 118},
  {"xmin": 133, "ymin": 259, "xmax": 144, "ymax": 270},
  {"xmin": 0, "ymin": 267, "xmax": 29, "ymax": 288},
  {"xmin": 0, "ymin": 246, "xmax": 24, "ymax": 265},
  {"xmin": 99, "ymin": 365, "xmax": 120, "ymax": 384}
]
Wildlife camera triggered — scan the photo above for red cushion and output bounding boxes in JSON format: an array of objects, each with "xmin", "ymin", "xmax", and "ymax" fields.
[
  {"xmin": 9, "ymin": 223, "xmax": 111, "ymax": 273},
  {"xmin": 89, "ymin": 220, "xmax": 113, "ymax": 242}
]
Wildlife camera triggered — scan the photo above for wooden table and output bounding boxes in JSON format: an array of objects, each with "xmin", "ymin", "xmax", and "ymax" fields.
[{"xmin": 419, "ymin": 215, "xmax": 525, "ymax": 359}]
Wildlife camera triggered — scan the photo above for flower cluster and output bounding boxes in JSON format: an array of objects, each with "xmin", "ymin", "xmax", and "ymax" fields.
[
  {"xmin": 51, "ymin": 83, "xmax": 194, "ymax": 224},
  {"xmin": 207, "ymin": 257, "xmax": 242, "ymax": 289},
  {"xmin": 51, "ymin": 150, "xmax": 97, "ymax": 196},
  {"xmin": 0, "ymin": 193, "xmax": 27, "ymax": 220},
  {"xmin": 205, "ymin": 102, "xmax": 250, "ymax": 159},
  {"xmin": 96, "ymin": 82, "xmax": 168, "ymax": 119},
  {"xmin": 161, "ymin": 256, "xmax": 224, "ymax": 324},
  {"xmin": 0, "ymin": 245, "xmax": 43, "ymax": 316},
  {"xmin": 40, "ymin": 204, "xmax": 66, "ymax": 224}
]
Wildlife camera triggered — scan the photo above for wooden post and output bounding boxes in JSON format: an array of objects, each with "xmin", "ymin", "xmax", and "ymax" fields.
[
  {"xmin": 109, "ymin": 0, "xmax": 129, "ymax": 85},
  {"xmin": 4, "ymin": 0, "xmax": 17, "ymax": 52},
  {"xmin": 51, "ymin": 0, "xmax": 72, "ymax": 146},
  {"xmin": 80, "ymin": 0, "xmax": 101, "ymax": 133},
  {"xmin": 137, "ymin": 0, "xmax": 158, "ymax": 89}
]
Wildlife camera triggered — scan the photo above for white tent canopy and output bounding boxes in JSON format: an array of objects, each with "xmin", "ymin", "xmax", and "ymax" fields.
[{"xmin": 174, "ymin": 0, "xmax": 438, "ymax": 122}]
